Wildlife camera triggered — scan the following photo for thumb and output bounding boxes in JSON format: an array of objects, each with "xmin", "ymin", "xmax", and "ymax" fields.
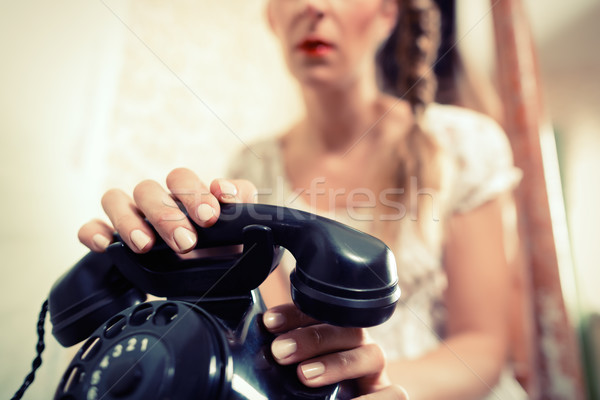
[{"xmin": 352, "ymin": 385, "xmax": 409, "ymax": 400}]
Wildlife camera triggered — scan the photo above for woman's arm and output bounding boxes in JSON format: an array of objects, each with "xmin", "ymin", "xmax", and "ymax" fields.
[
  {"xmin": 264, "ymin": 197, "xmax": 516, "ymax": 399},
  {"xmin": 80, "ymin": 168, "xmax": 514, "ymax": 399},
  {"xmin": 263, "ymin": 303, "xmax": 409, "ymax": 400},
  {"xmin": 385, "ymin": 197, "xmax": 514, "ymax": 400},
  {"xmin": 265, "ymin": 198, "xmax": 516, "ymax": 400}
]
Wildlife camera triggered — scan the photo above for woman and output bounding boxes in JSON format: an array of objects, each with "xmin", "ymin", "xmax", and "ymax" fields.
[{"xmin": 80, "ymin": 0, "xmax": 527, "ymax": 398}]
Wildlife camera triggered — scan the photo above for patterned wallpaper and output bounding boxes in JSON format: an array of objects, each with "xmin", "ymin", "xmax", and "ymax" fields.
[{"xmin": 104, "ymin": 0, "xmax": 304, "ymax": 190}]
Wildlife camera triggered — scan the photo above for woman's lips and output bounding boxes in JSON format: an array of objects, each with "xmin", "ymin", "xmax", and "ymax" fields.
[{"xmin": 296, "ymin": 39, "xmax": 335, "ymax": 57}]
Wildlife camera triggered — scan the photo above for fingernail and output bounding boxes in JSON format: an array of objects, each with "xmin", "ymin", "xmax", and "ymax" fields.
[
  {"xmin": 173, "ymin": 226, "xmax": 196, "ymax": 252},
  {"xmin": 130, "ymin": 230, "xmax": 151, "ymax": 251},
  {"xmin": 92, "ymin": 234, "xmax": 111, "ymax": 251},
  {"xmin": 218, "ymin": 180, "xmax": 238, "ymax": 202},
  {"xmin": 271, "ymin": 338, "xmax": 297, "ymax": 360},
  {"xmin": 263, "ymin": 312, "xmax": 285, "ymax": 330},
  {"xmin": 301, "ymin": 362, "xmax": 325, "ymax": 380},
  {"xmin": 197, "ymin": 203, "xmax": 216, "ymax": 223}
]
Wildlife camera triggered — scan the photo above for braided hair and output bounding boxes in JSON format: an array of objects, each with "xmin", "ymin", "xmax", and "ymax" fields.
[{"xmin": 377, "ymin": 0, "xmax": 443, "ymax": 228}]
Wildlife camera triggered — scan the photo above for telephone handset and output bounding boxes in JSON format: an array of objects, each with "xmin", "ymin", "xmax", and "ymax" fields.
[{"xmin": 46, "ymin": 203, "xmax": 400, "ymax": 400}]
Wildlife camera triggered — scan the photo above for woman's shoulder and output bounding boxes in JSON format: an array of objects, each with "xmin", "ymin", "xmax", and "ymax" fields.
[
  {"xmin": 233, "ymin": 136, "xmax": 281, "ymax": 159},
  {"xmin": 226, "ymin": 135, "xmax": 283, "ymax": 181},
  {"xmin": 423, "ymin": 103, "xmax": 508, "ymax": 150},
  {"xmin": 423, "ymin": 103, "xmax": 514, "ymax": 170},
  {"xmin": 423, "ymin": 103, "xmax": 521, "ymax": 213}
]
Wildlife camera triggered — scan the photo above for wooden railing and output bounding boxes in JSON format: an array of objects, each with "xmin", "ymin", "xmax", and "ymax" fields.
[{"xmin": 491, "ymin": 0, "xmax": 586, "ymax": 398}]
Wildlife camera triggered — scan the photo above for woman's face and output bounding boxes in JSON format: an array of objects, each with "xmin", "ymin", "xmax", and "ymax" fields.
[{"xmin": 267, "ymin": 0, "xmax": 398, "ymax": 89}]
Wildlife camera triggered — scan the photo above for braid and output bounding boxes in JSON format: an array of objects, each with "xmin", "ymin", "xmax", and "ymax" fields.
[
  {"xmin": 396, "ymin": 0, "xmax": 441, "ymax": 116},
  {"xmin": 377, "ymin": 0, "xmax": 444, "ymax": 234}
]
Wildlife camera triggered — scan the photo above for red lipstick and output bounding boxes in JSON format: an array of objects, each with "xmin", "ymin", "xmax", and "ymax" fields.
[{"xmin": 297, "ymin": 38, "xmax": 334, "ymax": 57}]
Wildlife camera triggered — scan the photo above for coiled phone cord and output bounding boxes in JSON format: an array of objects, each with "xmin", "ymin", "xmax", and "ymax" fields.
[{"xmin": 11, "ymin": 299, "xmax": 48, "ymax": 400}]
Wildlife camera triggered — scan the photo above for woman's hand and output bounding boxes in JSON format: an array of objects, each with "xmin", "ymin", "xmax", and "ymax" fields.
[
  {"xmin": 77, "ymin": 167, "xmax": 258, "ymax": 253},
  {"xmin": 263, "ymin": 303, "xmax": 409, "ymax": 400}
]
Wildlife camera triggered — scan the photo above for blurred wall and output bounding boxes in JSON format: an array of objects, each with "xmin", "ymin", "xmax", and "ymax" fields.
[
  {"xmin": 0, "ymin": 1, "xmax": 126, "ymax": 397},
  {"xmin": 99, "ymin": 0, "xmax": 304, "ymax": 191},
  {"xmin": 458, "ymin": 0, "xmax": 600, "ymax": 316},
  {"xmin": 1, "ymin": 0, "xmax": 599, "ymax": 399},
  {"xmin": 530, "ymin": 0, "xmax": 600, "ymax": 317},
  {"xmin": 531, "ymin": 1, "xmax": 600, "ymax": 391},
  {"xmin": 0, "ymin": 0, "xmax": 302, "ymax": 398}
]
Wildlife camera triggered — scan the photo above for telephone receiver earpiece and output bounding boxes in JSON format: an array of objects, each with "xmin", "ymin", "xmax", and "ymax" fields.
[{"xmin": 49, "ymin": 203, "xmax": 400, "ymax": 347}]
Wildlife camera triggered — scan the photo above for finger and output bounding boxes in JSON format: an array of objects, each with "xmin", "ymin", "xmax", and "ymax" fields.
[
  {"xmin": 297, "ymin": 344, "xmax": 386, "ymax": 388},
  {"xmin": 78, "ymin": 219, "xmax": 115, "ymax": 252},
  {"xmin": 232, "ymin": 179, "xmax": 259, "ymax": 203},
  {"xmin": 352, "ymin": 385, "xmax": 410, "ymax": 400},
  {"xmin": 263, "ymin": 303, "xmax": 320, "ymax": 333},
  {"xmin": 102, "ymin": 188, "xmax": 155, "ymax": 253},
  {"xmin": 210, "ymin": 179, "xmax": 258, "ymax": 204},
  {"xmin": 133, "ymin": 179, "xmax": 197, "ymax": 253},
  {"xmin": 166, "ymin": 168, "xmax": 220, "ymax": 228},
  {"xmin": 271, "ymin": 324, "xmax": 366, "ymax": 365}
]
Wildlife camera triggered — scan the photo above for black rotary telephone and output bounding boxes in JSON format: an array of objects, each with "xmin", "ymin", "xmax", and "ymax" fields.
[{"xmin": 13, "ymin": 204, "xmax": 400, "ymax": 400}]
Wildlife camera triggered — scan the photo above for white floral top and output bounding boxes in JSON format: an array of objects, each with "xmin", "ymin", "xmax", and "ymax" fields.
[{"xmin": 228, "ymin": 103, "xmax": 527, "ymax": 399}]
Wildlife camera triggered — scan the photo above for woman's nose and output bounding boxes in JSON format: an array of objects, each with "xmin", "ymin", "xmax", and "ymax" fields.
[{"xmin": 303, "ymin": 0, "xmax": 327, "ymax": 18}]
